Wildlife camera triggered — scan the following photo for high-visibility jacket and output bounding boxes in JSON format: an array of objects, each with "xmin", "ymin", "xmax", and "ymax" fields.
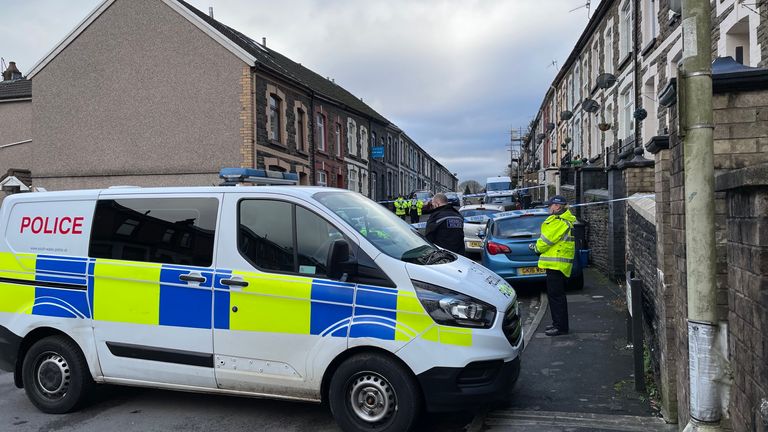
[
  {"xmin": 410, "ymin": 199, "xmax": 424, "ymax": 216},
  {"xmin": 534, "ymin": 209, "xmax": 576, "ymax": 277},
  {"xmin": 394, "ymin": 198, "xmax": 408, "ymax": 216}
]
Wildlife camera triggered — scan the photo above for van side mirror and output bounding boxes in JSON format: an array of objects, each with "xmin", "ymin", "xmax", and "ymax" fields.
[
  {"xmin": 476, "ymin": 229, "xmax": 486, "ymax": 239},
  {"xmin": 327, "ymin": 239, "xmax": 356, "ymax": 281}
]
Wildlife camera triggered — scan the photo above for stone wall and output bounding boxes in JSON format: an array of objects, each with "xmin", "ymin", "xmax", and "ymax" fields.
[
  {"xmin": 581, "ymin": 189, "xmax": 610, "ymax": 275},
  {"xmin": 716, "ymin": 163, "xmax": 768, "ymax": 432}
]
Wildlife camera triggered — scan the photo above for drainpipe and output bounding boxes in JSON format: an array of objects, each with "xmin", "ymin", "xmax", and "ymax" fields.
[{"xmin": 680, "ymin": 0, "xmax": 723, "ymax": 430}]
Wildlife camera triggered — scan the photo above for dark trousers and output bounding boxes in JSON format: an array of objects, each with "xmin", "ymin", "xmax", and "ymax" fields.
[
  {"xmin": 410, "ymin": 212, "xmax": 419, "ymax": 223},
  {"xmin": 546, "ymin": 269, "xmax": 569, "ymax": 332}
]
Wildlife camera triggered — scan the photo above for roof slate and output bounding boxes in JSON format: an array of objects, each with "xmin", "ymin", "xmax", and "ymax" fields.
[
  {"xmin": 0, "ymin": 78, "xmax": 32, "ymax": 101},
  {"xmin": 176, "ymin": 0, "xmax": 389, "ymax": 125}
]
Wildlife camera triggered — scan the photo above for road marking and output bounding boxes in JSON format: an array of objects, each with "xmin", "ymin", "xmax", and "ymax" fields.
[{"xmin": 484, "ymin": 410, "xmax": 676, "ymax": 431}]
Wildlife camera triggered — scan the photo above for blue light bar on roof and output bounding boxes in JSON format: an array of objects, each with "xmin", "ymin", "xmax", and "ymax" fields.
[{"xmin": 219, "ymin": 168, "xmax": 299, "ymax": 186}]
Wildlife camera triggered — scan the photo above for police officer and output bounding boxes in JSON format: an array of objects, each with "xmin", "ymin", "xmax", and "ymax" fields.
[
  {"xmin": 530, "ymin": 195, "xmax": 576, "ymax": 336},
  {"xmin": 409, "ymin": 194, "xmax": 423, "ymax": 224},
  {"xmin": 425, "ymin": 193, "xmax": 465, "ymax": 255},
  {"xmin": 394, "ymin": 194, "xmax": 409, "ymax": 220}
]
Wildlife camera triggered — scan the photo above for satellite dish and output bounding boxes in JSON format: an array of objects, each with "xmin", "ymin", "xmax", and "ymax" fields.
[
  {"xmin": 560, "ymin": 110, "xmax": 573, "ymax": 121},
  {"xmin": 582, "ymin": 99, "xmax": 600, "ymax": 113},
  {"xmin": 596, "ymin": 73, "xmax": 617, "ymax": 89}
]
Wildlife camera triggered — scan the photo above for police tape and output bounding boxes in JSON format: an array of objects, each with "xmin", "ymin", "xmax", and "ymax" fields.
[
  {"xmin": 376, "ymin": 185, "xmax": 548, "ymax": 204},
  {"xmin": 409, "ymin": 193, "xmax": 655, "ymax": 228}
]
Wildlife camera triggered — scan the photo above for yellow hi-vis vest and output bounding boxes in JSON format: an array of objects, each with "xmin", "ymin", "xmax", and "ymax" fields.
[
  {"xmin": 416, "ymin": 199, "xmax": 424, "ymax": 216},
  {"xmin": 534, "ymin": 209, "xmax": 577, "ymax": 277},
  {"xmin": 394, "ymin": 198, "xmax": 407, "ymax": 216}
]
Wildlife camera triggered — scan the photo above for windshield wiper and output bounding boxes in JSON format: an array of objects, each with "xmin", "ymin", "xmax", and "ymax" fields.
[
  {"xmin": 401, "ymin": 245, "xmax": 434, "ymax": 263},
  {"xmin": 421, "ymin": 249, "xmax": 455, "ymax": 265}
]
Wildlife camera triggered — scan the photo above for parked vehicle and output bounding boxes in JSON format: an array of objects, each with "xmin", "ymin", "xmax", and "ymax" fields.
[
  {"xmin": 0, "ymin": 169, "xmax": 523, "ymax": 432},
  {"xmin": 479, "ymin": 210, "xmax": 584, "ymax": 289},
  {"xmin": 458, "ymin": 204, "xmax": 506, "ymax": 253},
  {"xmin": 444, "ymin": 192, "xmax": 462, "ymax": 207},
  {"xmin": 409, "ymin": 189, "xmax": 435, "ymax": 212}
]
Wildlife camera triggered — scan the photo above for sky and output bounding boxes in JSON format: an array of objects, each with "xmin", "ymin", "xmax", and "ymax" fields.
[{"xmin": 0, "ymin": 0, "xmax": 600, "ymax": 184}]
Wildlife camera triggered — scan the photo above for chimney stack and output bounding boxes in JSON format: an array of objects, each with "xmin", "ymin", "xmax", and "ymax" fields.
[
  {"xmin": 2, "ymin": 61, "xmax": 22, "ymax": 81},
  {"xmin": 208, "ymin": 6, "xmax": 214, "ymax": 18},
  {"xmin": 262, "ymin": 37, "xmax": 267, "ymax": 47}
]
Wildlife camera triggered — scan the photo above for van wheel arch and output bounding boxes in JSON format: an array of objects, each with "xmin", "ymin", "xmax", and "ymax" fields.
[
  {"xmin": 15, "ymin": 327, "xmax": 76, "ymax": 388},
  {"xmin": 320, "ymin": 346, "xmax": 422, "ymax": 407}
]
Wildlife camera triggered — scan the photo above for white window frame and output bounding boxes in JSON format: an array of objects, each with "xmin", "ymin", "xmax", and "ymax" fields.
[
  {"xmin": 316, "ymin": 170, "xmax": 327, "ymax": 187},
  {"xmin": 604, "ymin": 28, "xmax": 614, "ymax": 73},
  {"xmin": 317, "ymin": 114, "xmax": 326, "ymax": 151},
  {"xmin": 360, "ymin": 126, "xmax": 369, "ymax": 160},
  {"xmin": 335, "ymin": 123, "xmax": 342, "ymax": 157},
  {"xmin": 620, "ymin": 85, "xmax": 634, "ymax": 141},
  {"xmin": 620, "ymin": 1, "xmax": 632, "ymax": 59},
  {"xmin": 347, "ymin": 118, "xmax": 357, "ymax": 156}
]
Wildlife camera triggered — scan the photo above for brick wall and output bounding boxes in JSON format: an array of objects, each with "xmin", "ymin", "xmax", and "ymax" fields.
[{"xmin": 716, "ymin": 164, "xmax": 768, "ymax": 432}]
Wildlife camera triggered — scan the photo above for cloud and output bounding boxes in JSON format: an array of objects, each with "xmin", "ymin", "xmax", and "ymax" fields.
[{"xmin": 3, "ymin": 0, "xmax": 599, "ymax": 185}]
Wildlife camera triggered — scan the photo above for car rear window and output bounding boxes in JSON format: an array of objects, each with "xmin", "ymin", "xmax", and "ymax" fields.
[
  {"xmin": 460, "ymin": 209, "xmax": 501, "ymax": 218},
  {"xmin": 493, "ymin": 215, "xmax": 547, "ymax": 238}
]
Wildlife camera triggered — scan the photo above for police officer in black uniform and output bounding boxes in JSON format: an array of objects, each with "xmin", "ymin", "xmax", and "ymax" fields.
[{"xmin": 425, "ymin": 193, "xmax": 465, "ymax": 255}]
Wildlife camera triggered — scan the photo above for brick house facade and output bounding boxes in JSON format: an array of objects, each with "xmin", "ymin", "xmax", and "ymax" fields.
[{"xmin": 2, "ymin": 0, "xmax": 457, "ymax": 197}]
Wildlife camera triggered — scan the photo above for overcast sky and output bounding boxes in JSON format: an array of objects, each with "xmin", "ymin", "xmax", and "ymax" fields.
[{"xmin": 1, "ymin": 0, "xmax": 599, "ymax": 184}]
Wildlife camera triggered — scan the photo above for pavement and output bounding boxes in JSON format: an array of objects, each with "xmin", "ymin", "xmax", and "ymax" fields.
[{"xmin": 479, "ymin": 268, "xmax": 677, "ymax": 432}]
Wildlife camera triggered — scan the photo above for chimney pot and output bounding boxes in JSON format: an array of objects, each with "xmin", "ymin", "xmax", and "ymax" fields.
[
  {"xmin": 208, "ymin": 6, "xmax": 214, "ymax": 18},
  {"xmin": 2, "ymin": 61, "xmax": 22, "ymax": 81},
  {"xmin": 262, "ymin": 37, "xmax": 267, "ymax": 47}
]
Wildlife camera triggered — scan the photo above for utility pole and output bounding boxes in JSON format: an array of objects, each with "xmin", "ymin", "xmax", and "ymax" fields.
[{"xmin": 680, "ymin": 0, "xmax": 723, "ymax": 431}]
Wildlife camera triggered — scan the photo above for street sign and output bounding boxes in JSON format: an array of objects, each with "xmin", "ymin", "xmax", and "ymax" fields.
[{"xmin": 372, "ymin": 146, "xmax": 385, "ymax": 159}]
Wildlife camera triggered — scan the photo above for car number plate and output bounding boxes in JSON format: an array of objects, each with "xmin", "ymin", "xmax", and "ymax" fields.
[
  {"xmin": 519, "ymin": 266, "xmax": 545, "ymax": 275},
  {"xmin": 468, "ymin": 241, "xmax": 483, "ymax": 248}
]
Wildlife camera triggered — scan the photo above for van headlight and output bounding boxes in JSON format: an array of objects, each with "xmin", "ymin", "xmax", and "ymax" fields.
[{"xmin": 412, "ymin": 280, "xmax": 496, "ymax": 328}]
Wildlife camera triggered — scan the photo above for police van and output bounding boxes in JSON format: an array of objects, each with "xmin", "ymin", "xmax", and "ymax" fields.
[{"xmin": 0, "ymin": 169, "xmax": 523, "ymax": 432}]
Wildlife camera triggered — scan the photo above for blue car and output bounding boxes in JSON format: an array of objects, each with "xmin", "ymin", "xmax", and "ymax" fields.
[{"xmin": 479, "ymin": 210, "xmax": 584, "ymax": 289}]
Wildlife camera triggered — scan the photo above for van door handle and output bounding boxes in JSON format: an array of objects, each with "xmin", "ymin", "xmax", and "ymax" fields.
[
  {"xmin": 221, "ymin": 278, "xmax": 249, "ymax": 288},
  {"xmin": 179, "ymin": 273, "xmax": 206, "ymax": 283}
]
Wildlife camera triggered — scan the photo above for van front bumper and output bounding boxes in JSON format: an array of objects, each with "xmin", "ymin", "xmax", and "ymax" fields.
[
  {"xmin": 0, "ymin": 325, "xmax": 21, "ymax": 373},
  {"xmin": 417, "ymin": 356, "xmax": 521, "ymax": 412}
]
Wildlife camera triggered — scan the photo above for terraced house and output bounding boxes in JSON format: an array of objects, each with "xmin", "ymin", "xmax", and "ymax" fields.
[
  {"xmin": 523, "ymin": 1, "xmax": 768, "ymax": 429},
  {"xmin": 0, "ymin": 0, "xmax": 457, "ymax": 198}
]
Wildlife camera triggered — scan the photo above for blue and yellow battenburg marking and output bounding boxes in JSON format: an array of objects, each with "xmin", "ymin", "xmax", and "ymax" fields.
[{"xmin": 0, "ymin": 253, "xmax": 472, "ymax": 346}]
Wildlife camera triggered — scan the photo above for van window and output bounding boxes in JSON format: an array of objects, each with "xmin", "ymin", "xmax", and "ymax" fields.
[
  {"xmin": 89, "ymin": 198, "xmax": 218, "ymax": 267},
  {"xmin": 238, "ymin": 200, "xmax": 344, "ymax": 276},
  {"xmin": 238, "ymin": 200, "xmax": 294, "ymax": 273}
]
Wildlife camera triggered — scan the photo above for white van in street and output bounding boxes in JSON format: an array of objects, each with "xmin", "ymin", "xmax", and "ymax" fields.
[{"xmin": 0, "ymin": 171, "xmax": 522, "ymax": 432}]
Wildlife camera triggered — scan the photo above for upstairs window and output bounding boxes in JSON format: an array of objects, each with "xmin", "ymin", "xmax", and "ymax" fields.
[
  {"xmin": 316, "ymin": 114, "xmax": 326, "ymax": 151},
  {"xmin": 269, "ymin": 95, "xmax": 281, "ymax": 142},
  {"xmin": 620, "ymin": 1, "xmax": 632, "ymax": 59},
  {"xmin": 297, "ymin": 108, "xmax": 307, "ymax": 152},
  {"xmin": 335, "ymin": 123, "xmax": 342, "ymax": 157}
]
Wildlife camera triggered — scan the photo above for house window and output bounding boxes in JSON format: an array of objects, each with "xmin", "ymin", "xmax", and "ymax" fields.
[
  {"xmin": 297, "ymin": 108, "xmax": 306, "ymax": 152},
  {"xmin": 335, "ymin": 123, "xmax": 342, "ymax": 157},
  {"xmin": 641, "ymin": 0, "xmax": 659, "ymax": 47},
  {"xmin": 348, "ymin": 168, "xmax": 358, "ymax": 192},
  {"xmin": 269, "ymin": 94, "xmax": 281, "ymax": 142},
  {"xmin": 316, "ymin": 114, "xmax": 326, "ymax": 151},
  {"xmin": 725, "ymin": 17, "xmax": 750, "ymax": 66},
  {"xmin": 360, "ymin": 126, "xmax": 369, "ymax": 159},
  {"xmin": 316, "ymin": 170, "xmax": 327, "ymax": 187},
  {"xmin": 604, "ymin": 29, "xmax": 614, "ymax": 72},
  {"xmin": 620, "ymin": 86, "xmax": 634, "ymax": 141},
  {"xmin": 591, "ymin": 42, "xmax": 599, "ymax": 85},
  {"xmin": 574, "ymin": 62, "xmax": 581, "ymax": 104},
  {"xmin": 620, "ymin": 1, "xmax": 632, "ymax": 59},
  {"xmin": 347, "ymin": 118, "xmax": 357, "ymax": 156}
]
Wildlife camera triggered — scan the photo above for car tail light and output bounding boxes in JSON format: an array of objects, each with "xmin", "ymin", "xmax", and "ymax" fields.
[{"xmin": 486, "ymin": 241, "xmax": 511, "ymax": 255}]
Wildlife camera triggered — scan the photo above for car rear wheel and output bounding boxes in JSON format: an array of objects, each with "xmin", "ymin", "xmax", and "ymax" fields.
[
  {"xmin": 22, "ymin": 335, "xmax": 94, "ymax": 414},
  {"xmin": 329, "ymin": 353, "xmax": 421, "ymax": 432}
]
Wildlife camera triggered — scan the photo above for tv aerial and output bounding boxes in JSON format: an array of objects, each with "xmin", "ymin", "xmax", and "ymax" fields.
[{"xmin": 569, "ymin": 0, "xmax": 592, "ymax": 18}]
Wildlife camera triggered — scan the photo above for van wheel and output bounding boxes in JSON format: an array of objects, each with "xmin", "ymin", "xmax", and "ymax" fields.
[
  {"xmin": 22, "ymin": 336, "xmax": 94, "ymax": 414},
  {"xmin": 329, "ymin": 353, "xmax": 421, "ymax": 432}
]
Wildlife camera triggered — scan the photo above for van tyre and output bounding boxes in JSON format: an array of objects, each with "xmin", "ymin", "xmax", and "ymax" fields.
[
  {"xmin": 22, "ymin": 336, "xmax": 94, "ymax": 414},
  {"xmin": 329, "ymin": 353, "xmax": 421, "ymax": 432}
]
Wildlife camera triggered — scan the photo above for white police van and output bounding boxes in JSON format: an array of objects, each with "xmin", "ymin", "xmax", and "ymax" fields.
[{"xmin": 0, "ymin": 169, "xmax": 522, "ymax": 432}]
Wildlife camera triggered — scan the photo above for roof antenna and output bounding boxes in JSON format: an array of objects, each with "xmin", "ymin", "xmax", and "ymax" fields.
[{"xmin": 569, "ymin": 0, "xmax": 591, "ymax": 18}]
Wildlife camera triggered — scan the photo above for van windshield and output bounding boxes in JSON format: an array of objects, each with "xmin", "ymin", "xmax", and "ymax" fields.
[
  {"xmin": 314, "ymin": 192, "xmax": 453, "ymax": 264},
  {"xmin": 486, "ymin": 182, "xmax": 511, "ymax": 192}
]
